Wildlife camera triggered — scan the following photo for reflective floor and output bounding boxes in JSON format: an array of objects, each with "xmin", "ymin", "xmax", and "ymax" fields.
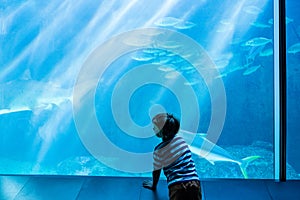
[{"xmin": 0, "ymin": 175, "xmax": 300, "ymax": 200}]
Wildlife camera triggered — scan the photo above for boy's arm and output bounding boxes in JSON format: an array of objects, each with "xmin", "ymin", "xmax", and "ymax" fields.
[
  {"xmin": 152, "ymin": 169, "xmax": 161, "ymax": 189},
  {"xmin": 143, "ymin": 169, "xmax": 161, "ymax": 190}
]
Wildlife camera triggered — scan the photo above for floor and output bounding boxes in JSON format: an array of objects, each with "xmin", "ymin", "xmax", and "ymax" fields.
[{"xmin": 1, "ymin": 175, "xmax": 300, "ymax": 200}]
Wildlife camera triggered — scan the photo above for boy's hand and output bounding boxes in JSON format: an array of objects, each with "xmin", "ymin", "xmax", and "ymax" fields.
[{"xmin": 142, "ymin": 180, "xmax": 156, "ymax": 191}]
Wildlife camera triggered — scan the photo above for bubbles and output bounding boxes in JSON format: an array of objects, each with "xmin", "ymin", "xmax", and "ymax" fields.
[{"xmin": 73, "ymin": 28, "xmax": 227, "ymax": 173}]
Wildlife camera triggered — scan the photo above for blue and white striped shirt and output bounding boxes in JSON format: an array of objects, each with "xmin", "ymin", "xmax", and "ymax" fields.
[{"xmin": 153, "ymin": 135, "xmax": 199, "ymax": 187}]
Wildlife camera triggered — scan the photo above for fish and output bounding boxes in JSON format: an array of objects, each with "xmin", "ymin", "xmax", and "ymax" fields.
[
  {"xmin": 178, "ymin": 130, "xmax": 260, "ymax": 179},
  {"xmin": 154, "ymin": 17, "xmax": 182, "ymax": 27},
  {"xmin": 174, "ymin": 21, "xmax": 196, "ymax": 29},
  {"xmin": 164, "ymin": 71, "xmax": 180, "ymax": 79},
  {"xmin": 0, "ymin": 18, "xmax": 7, "ymax": 35},
  {"xmin": 247, "ymin": 45, "xmax": 265, "ymax": 63},
  {"xmin": 268, "ymin": 17, "xmax": 293, "ymax": 25},
  {"xmin": 250, "ymin": 22, "xmax": 271, "ymax": 28},
  {"xmin": 268, "ymin": 18, "xmax": 273, "ymax": 24},
  {"xmin": 259, "ymin": 48, "xmax": 273, "ymax": 57},
  {"xmin": 141, "ymin": 29, "xmax": 164, "ymax": 36},
  {"xmin": 287, "ymin": 43, "xmax": 300, "ymax": 54},
  {"xmin": 158, "ymin": 40, "xmax": 182, "ymax": 49},
  {"xmin": 215, "ymin": 63, "xmax": 249, "ymax": 79},
  {"xmin": 131, "ymin": 52, "xmax": 155, "ymax": 61},
  {"xmin": 142, "ymin": 48, "xmax": 164, "ymax": 54},
  {"xmin": 214, "ymin": 59, "xmax": 230, "ymax": 69},
  {"xmin": 0, "ymin": 107, "xmax": 31, "ymax": 115},
  {"xmin": 243, "ymin": 5, "xmax": 263, "ymax": 15},
  {"xmin": 220, "ymin": 20, "xmax": 231, "ymax": 25},
  {"xmin": 122, "ymin": 36, "xmax": 152, "ymax": 47},
  {"xmin": 157, "ymin": 65, "xmax": 176, "ymax": 72},
  {"xmin": 213, "ymin": 53, "xmax": 233, "ymax": 68},
  {"xmin": 184, "ymin": 68, "xmax": 197, "ymax": 74},
  {"xmin": 184, "ymin": 80, "xmax": 201, "ymax": 86},
  {"xmin": 243, "ymin": 65, "xmax": 262, "ymax": 76},
  {"xmin": 244, "ymin": 37, "xmax": 272, "ymax": 47},
  {"xmin": 179, "ymin": 65, "xmax": 195, "ymax": 71},
  {"xmin": 214, "ymin": 72, "xmax": 228, "ymax": 79},
  {"xmin": 216, "ymin": 24, "xmax": 234, "ymax": 33},
  {"xmin": 155, "ymin": 17, "xmax": 196, "ymax": 29},
  {"xmin": 0, "ymin": 80, "xmax": 72, "ymax": 115},
  {"xmin": 285, "ymin": 17, "xmax": 294, "ymax": 24}
]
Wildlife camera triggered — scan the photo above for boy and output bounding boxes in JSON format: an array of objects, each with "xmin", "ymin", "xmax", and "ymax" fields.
[{"xmin": 143, "ymin": 113, "xmax": 202, "ymax": 200}]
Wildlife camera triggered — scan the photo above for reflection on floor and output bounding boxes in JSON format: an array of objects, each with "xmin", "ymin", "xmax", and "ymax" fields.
[{"xmin": 0, "ymin": 175, "xmax": 300, "ymax": 200}]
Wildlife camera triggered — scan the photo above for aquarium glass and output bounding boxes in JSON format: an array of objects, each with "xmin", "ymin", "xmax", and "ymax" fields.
[
  {"xmin": 0, "ymin": 0, "xmax": 279, "ymax": 179},
  {"xmin": 286, "ymin": 0, "xmax": 300, "ymax": 180}
]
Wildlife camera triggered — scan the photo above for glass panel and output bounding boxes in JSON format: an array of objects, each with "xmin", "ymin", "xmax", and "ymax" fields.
[
  {"xmin": 286, "ymin": 0, "xmax": 300, "ymax": 180},
  {"xmin": 0, "ymin": 0, "xmax": 274, "ymax": 179}
]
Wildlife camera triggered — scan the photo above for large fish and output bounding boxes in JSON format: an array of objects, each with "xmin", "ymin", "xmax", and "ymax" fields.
[
  {"xmin": 178, "ymin": 130, "xmax": 260, "ymax": 179},
  {"xmin": 0, "ymin": 79, "xmax": 72, "ymax": 115}
]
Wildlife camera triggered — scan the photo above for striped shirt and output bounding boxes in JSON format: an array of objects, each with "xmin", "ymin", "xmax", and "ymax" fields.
[{"xmin": 153, "ymin": 135, "xmax": 199, "ymax": 187}]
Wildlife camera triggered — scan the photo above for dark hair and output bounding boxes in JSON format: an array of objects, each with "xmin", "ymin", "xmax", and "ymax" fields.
[{"xmin": 152, "ymin": 113, "xmax": 180, "ymax": 140}]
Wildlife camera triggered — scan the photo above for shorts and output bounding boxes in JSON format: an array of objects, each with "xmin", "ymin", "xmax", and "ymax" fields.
[{"xmin": 168, "ymin": 180, "xmax": 202, "ymax": 200}]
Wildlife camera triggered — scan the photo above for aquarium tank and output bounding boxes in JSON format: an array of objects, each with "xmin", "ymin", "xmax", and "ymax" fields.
[{"xmin": 0, "ymin": 0, "xmax": 299, "ymax": 180}]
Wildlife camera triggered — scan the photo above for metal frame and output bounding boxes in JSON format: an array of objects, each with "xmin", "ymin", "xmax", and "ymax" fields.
[{"xmin": 274, "ymin": 0, "xmax": 286, "ymax": 181}]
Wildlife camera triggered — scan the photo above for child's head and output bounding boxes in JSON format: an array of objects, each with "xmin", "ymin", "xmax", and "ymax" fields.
[{"xmin": 152, "ymin": 113, "xmax": 180, "ymax": 141}]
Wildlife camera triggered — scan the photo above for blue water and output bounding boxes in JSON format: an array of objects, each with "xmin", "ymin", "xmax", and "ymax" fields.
[{"xmin": 1, "ymin": 0, "xmax": 300, "ymax": 179}]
